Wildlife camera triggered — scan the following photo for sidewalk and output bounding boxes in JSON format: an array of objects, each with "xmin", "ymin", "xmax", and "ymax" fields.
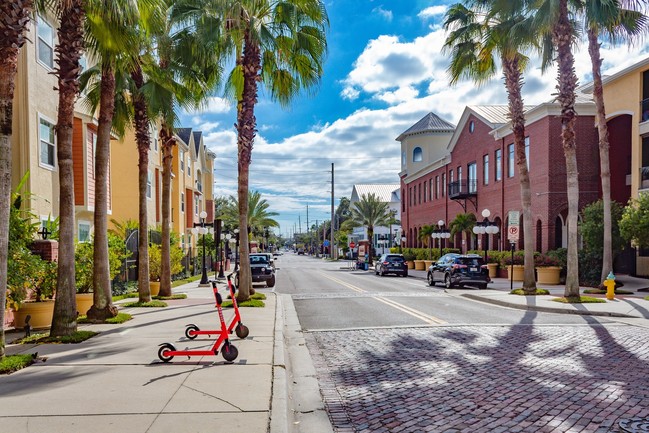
[
  {"xmin": 405, "ymin": 268, "xmax": 649, "ymax": 320},
  {"xmin": 0, "ymin": 280, "xmax": 322, "ymax": 433}
]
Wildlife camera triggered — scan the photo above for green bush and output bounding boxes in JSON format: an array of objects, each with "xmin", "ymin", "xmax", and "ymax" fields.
[
  {"xmin": 148, "ymin": 242, "xmax": 184, "ymax": 281},
  {"xmin": 75, "ymin": 233, "xmax": 130, "ymax": 293},
  {"xmin": 579, "ymin": 249, "xmax": 602, "ymax": 288}
]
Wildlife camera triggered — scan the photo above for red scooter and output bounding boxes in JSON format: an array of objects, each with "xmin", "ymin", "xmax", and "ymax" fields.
[
  {"xmin": 184, "ymin": 271, "xmax": 249, "ymax": 340},
  {"xmin": 157, "ymin": 279, "xmax": 238, "ymax": 363}
]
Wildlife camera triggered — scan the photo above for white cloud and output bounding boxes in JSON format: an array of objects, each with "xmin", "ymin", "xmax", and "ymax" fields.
[
  {"xmin": 188, "ymin": 96, "xmax": 232, "ymax": 114},
  {"xmin": 418, "ymin": 5, "xmax": 447, "ymax": 19},
  {"xmin": 372, "ymin": 6, "xmax": 393, "ymax": 22}
]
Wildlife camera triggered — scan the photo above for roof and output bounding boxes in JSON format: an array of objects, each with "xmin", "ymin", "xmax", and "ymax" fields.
[
  {"xmin": 396, "ymin": 112, "xmax": 455, "ymax": 141},
  {"xmin": 351, "ymin": 184, "xmax": 400, "ymax": 203},
  {"xmin": 468, "ymin": 105, "xmax": 512, "ymax": 126},
  {"xmin": 176, "ymin": 128, "xmax": 192, "ymax": 146},
  {"xmin": 192, "ymin": 131, "xmax": 203, "ymax": 155}
]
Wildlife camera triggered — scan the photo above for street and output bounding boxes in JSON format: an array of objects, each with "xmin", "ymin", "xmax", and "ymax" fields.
[{"xmin": 274, "ymin": 253, "xmax": 649, "ymax": 433}]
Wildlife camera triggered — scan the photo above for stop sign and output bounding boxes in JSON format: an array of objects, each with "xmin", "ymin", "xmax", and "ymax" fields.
[{"xmin": 349, "ymin": 242, "xmax": 356, "ymax": 248}]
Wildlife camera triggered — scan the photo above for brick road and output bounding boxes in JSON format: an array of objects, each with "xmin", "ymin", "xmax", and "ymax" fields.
[{"xmin": 306, "ymin": 323, "xmax": 649, "ymax": 433}]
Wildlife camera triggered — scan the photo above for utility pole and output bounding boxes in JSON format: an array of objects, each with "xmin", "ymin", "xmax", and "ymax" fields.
[{"xmin": 330, "ymin": 162, "xmax": 335, "ymax": 259}]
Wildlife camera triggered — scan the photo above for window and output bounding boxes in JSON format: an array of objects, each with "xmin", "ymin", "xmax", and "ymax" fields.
[
  {"xmin": 418, "ymin": 183, "xmax": 421, "ymax": 204},
  {"xmin": 187, "ymin": 157, "xmax": 192, "ymax": 176},
  {"xmin": 180, "ymin": 150, "xmax": 185, "ymax": 171},
  {"xmin": 423, "ymin": 182, "xmax": 427, "ymax": 203},
  {"xmin": 78, "ymin": 221, "xmax": 91, "ymax": 243},
  {"xmin": 146, "ymin": 170, "xmax": 152, "ymax": 198},
  {"xmin": 449, "ymin": 169, "xmax": 454, "ymax": 185},
  {"xmin": 429, "ymin": 179, "xmax": 433, "ymax": 201},
  {"xmin": 37, "ymin": 15, "xmax": 54, "ymax": 69},
  {"xmin": 194, "ymin": 196, "xmax": 199, "ymax": 215},
  {"xmin": 39, "ymin": 116, "xmax": 56, "ymax": 168},
  {"xmin": 483, "ymin": 155, "xmax": 489, "ymax": 185},
  {"xmin": 469, "ymin": 120, "xmax": 475, "ymax": 133},
  {"xmin": 468, "ymin": 162, "xmax": 477, "ymax": 193},
  {"xmin": 525, "ymin": 137, "xmax": 530, "ymax": 170},
  {"xmin": 435, "ymin": 176, "xmax": 440, "ymax": 199},
  {"xmin": 508, "ymin": 143, "xmax": 515, "ymax": 177},
  {"xmin": 442, "ymin": 173, "xmax": 446, "ymax": 196},
  {"xmin": 150, "ymin": 125, "xmax": 158, "ymax": 151},
  {"xmin": 402, "ymin": 189, "xmax": 405, "ymax": 212},
  {"xmin": 413, "ymin": 147, "xmax": 423, "ymax": 162},
  {"xmin": 413, "ymin": 185, "xmax": 417, "ymax": 206},
  {"xmin": 401, "ymin": 151, "xmax": 406, "ymax": 167},
  {"xmin": 181, "ymin": 192, "xmax": 185, "ymax": 212},
  {"xmin": 495, "ymin": 149, "xmax": 502, "ymax": 181},
  {"xmin": 457, "ymin": 166, "xmax": 462, "ymax": 182}
]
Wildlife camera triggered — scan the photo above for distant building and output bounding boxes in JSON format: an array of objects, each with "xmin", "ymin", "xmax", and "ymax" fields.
[{"xmin": 349, "ymin": 184, "xmax": 401, "ymax": 255}]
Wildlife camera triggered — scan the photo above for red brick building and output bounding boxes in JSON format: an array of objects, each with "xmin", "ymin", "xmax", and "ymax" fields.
[{"xmin": 399, "ymin": 96, "xmax": 631, "ymax": 254}]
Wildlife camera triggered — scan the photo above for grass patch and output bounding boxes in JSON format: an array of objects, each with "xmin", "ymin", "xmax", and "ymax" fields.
[
  {"xmin": 121, "ymin": 300, "xmax": 168, "ymax": 308},
  {"xmin": 510, "ymin": 288, "xmax": 550, "ymax": 296},
  {"xmin": 222, "ymin": 299, "xmax": 265, "ymax": 308},
  {"xmin": 154, "ymin": 294, "xmax": 187, "ymax": 300},
  {"xmin": 583, "ymin": 289, "xmax": 634, "ymax": 295},
  {"xmin": 251, "ymin": 292, "xmax": 267, "ymax": 300},
  {"xmin": 552, "ymin": 296, "xmax": 607, "ymax": 304},
  {"xmin": 15, "ymin": 330, "xmax": 98, "ymax": 344},
  {"xmin": 172, "ymin": 275, "xmax": 203, "ymax": 288},
  {"xmin": 645, "ymin": 295, "xmax": 649, "ymax": 301},
  {"xmin": 0, "ymin": 354, "xmax": 36, "ymax": 374},
  {"xmin": 112, "ymin": 292, "xmax": 138, "ymax": 301},
  {"xmin": 77, "ymin": 312, "xmax": 132, "ymax": 324}
]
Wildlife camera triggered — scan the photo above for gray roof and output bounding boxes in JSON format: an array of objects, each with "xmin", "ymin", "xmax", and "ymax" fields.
[
  {"xmin": 396, "ymin": 112, "xmax": 455, "ymax": 141},
  {"xmin": 469, "ymin": 105, "xmax": 511, "ymax": 126},
  {"xmin": 351, "ymin": 184, "xmax": 400, "ymax": 203},
  {"xmin": 192, "ymin": 131, "xmax": 203, "ymax": 155},
  {"xmin": 176, "ymin": 128, "xmax": 192, "ymax": 146}
]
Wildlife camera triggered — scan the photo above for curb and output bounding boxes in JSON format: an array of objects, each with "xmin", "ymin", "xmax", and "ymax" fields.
[{"xmin": 270, "ymin": 292, "xmax": 288, "ymax": 433}]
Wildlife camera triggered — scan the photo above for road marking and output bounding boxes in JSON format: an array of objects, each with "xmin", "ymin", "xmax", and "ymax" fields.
[{"xmin": 318, "ymin": 272, "xmax": 446, "ymax": 324}]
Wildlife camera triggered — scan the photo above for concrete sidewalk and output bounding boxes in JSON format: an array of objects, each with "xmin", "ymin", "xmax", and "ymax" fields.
[
  {"xmin": 405, "ymin": 268, "xmax": 649, "ymax": 320},
  {"xmin": 0, "ymin": 280, "xmax": 322, "ymax": 433}
]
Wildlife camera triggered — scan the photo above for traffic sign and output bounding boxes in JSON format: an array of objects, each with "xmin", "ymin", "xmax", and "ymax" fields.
[
  {"xmin": 507, "ymin": 226, "xmax": 519, "ymax": 242},
  {"xmin": 507, "ymin": 210, "xmax": 520, "ymax": 242},
  {"xmin": 349, "ymin": 242, "xmax": 356, "ymax": 248}
]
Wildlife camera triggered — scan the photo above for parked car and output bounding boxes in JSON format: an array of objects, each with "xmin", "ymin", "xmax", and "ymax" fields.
[
  {"xmin": 248, "ymin": 253, "xmax": 276, "ymax": 287},
  {"xmin": 297, "ymin": 248, "xmax": 305, "ymax": 255},
  {"xmin": 427, "ymin": 253, "xmax": 490, "ymax": 289},
  {"xmin": 375, "ymin": 253, "xmax": 408, "ymax": 277}
]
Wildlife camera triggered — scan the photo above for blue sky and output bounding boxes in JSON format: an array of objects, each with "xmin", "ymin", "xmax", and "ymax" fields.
[{"xmin": 180, "ymin": 1, "xmax": 649, "ymax": 238}]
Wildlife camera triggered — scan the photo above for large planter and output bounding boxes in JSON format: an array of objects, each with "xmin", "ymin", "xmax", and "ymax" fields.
[
  {"xmin": 406, "ymin": 261, "xmax": 415, "ymax": 269},
  {"xmin": 487, "ymin": 263, "xmax": 498, "ymax": 278},
  {"xmin": 149, "ymin": 281, "xmax": 161, "ymax": 297},
  {"xmin": 507, "ymin": 265, "xmax": 525, "ymax": 282},
  {"xmin": 423, "ymin": 260, "xmax": 434, "ymax": 270},
  {"xmin": 414, "ymin": 260, "xmax": 426, "ymax": 271},
  {"xmin": 76, "ymin": 293, "xmax": 94, "ymax": 316},
  {"xmin": 536, "ymin": 266, "xmax": 561, "ymax": 285},
  {"xmin": 12, "ymin": 301, "xmax": 55, "ymax": 330}
]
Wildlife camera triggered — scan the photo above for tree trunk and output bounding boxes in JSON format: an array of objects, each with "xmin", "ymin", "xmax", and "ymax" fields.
[
  {"xmin": 502, "ymin": 56, "xmax": 537, "ymax": 293},
  {"xmin": 88, "ymin": 65, "xmax": 117, "ymax": 320},
  {"xmin": 553, "ymin": 0, "xmax": 580, "ymax": 297},
  {"xmin": 51, "ymin": 0, "xmax": 85, "ymax": 336},
  {"xmin": 159, "ymin": 126, "xmax": 174, "ymax": 297},
  {"xmin": 588, "ymin": 28, "xmax": 613, "ymax": 284},
  {"xmin": 0, "ymin": 0, "xmax": 34, "ymax": 357},
  {"xmin": 235, "ymin": 34, "xmax": 261, "ymax": 303},
  {"xmin": 131, "ymin": 64, "xmax": 151, "ymax": 302}
]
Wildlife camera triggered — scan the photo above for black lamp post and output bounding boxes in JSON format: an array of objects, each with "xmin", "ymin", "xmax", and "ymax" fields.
[
  {"xmin": 192, "ymin": 210, "xmax": 213, "ymax": 285},
  {"xmin": 472, "ymin": 209, "xmax": 499, "ymax": 263},
  {"xmin": 234, "ymin": 228, "xmax": 240, "ymax": 271},
  {"xmin": 436, "ymin": 220, "xmax": 450, "ymax": 252}
]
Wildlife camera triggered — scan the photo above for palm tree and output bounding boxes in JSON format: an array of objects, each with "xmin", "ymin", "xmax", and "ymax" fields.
[
  {"xmin": 419, "ymin": 224, "xmax": 435, "ymax": 259},
  {"xmin": 50, "ymin": 0, "xmax": 86, "ymax": 337},
  {"xmin": 348, "ymin": 193, "xmax": 392, "ymax": 265},
  {"xmin": 444, "ymin": 1, "xmax": 537, "ymax": 293},
  {"xmin": 581, "ymin": 1, "xmax": 646, "ymax": 284},
  {"xmin": 0, "ymin": 0, "xmax": 35, "ymax": 357},
  {"xmin": 449, "ymin": 213, "xmax": 477, "ymax": 254},
  {"xmin": 178, "ymin": 0, "xmax": 328, "ymax": 301}
]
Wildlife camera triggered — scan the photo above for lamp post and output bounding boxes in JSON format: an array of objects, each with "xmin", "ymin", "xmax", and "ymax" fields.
[
  {"xmin": 472, "ymin": 209, "xmax": 499, "ymax": 263},
  {"xmin": 234, "ymin": 228, "xmax": 240, "ymax": 271},
  {"xmin": 192, "ymin": 210, "xmax": 212, "ymax": 286},
  {"xmin": 437, "ymin": 220, "xmax": 450, "ymax": 252},
  {"xmin": 399, "ymin": 228, "xmax": 405, "ymax": 254},
  {"xmin": 218, "ymin": 233, "xmax": 226, "ymax": 278}
]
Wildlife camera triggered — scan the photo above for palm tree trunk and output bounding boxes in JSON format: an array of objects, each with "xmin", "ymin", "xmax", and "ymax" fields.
[
  {"xmin": 502, "ymin": 56, "xmax": 537, "ymax": 293},
  {"xmin": 588, "ymin": 28, "xmax": 613, "ymax": 284},
  {"xmin": 553, "ymin": 0, "xmax": 580, "ymax": 297},
  {"xmin": 51, "ymin": 0, "xmax": 85, "ymax": 336},
  {"xmin": 159, "ymin": 126, "xmax": 174, "ymax": 297},
  {"xmin": 88, "ymin": 65, "xmax": 117, "ymax": 320},
  {"xmin": 131, "ymin": 64, "xmax": 151, "ymax": 302},
  {"xmin": 0, "ymin": 0, "xmax": 34, "ymax": 357},
  {"xmin": 235, "ymin": 34, "xmax": 261, "ymax": 303}
]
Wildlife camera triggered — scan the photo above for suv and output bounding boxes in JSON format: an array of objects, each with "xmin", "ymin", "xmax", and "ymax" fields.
[
  {"xmin": 427, "ymin": 253, "xmax": 490, "ymax": 289},
  {"xmin": 249, "ymin": 253, "xmax": 276, "ymax": 287},
  {"xmin": 375, "ymin": 253, "xmax": 408, "ymax": 277}
]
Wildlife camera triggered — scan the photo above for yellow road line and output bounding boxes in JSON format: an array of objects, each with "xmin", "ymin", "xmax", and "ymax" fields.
[{"xmin": 318, "ymin": 272, "xmax": 445, "ymax": 324}]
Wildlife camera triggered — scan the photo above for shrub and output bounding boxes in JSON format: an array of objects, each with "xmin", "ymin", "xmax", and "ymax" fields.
[
  {"xmin": 534, "ymin": 254, "xmax": 562, "ymax": 267},
  {"xmin": 502, "ymin": 251, "xmax": 524, "ymax": 266},
  {"xmin": 75, "ymin": 233, "xmax": 130, "ymax": 293},
  {"xmin": 148, "ymin": 242, "xmax": 184, "ymax": 281},
  {"xmin": 579, "ymin": 249, "xmax": 602, "ymax": 288}
]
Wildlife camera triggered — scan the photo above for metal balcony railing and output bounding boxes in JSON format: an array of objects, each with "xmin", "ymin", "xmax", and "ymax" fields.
[{"xmin": 448, "ymin": 180, "xmax": 477, "ymax": 198}]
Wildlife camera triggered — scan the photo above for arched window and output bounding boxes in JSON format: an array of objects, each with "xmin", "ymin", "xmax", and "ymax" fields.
[{"xmin": 413, "ymin": 147, "xmax": 423, "ymax": 162}]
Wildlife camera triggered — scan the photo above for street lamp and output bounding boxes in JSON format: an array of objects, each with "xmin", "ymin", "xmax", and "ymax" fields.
[
  {"xmin": 234, "ymin": 228, "xmax": 240, "ymax": 270},
  {"xmin": 437, "ymin": 220, "xmax": 451, "ymax": 252},
  {"xmin": 472, "ymin": 209, "xmax": 499, "ymax": 262},
  {"xmin": 218, "ymin": 232, "xmax": 226, "ymax": 278},
  {"xmin": 399, "ymin": 228, "xmax": 406, "ymax": 254},
  {"xmin": 192, "ymin": 210, "xmax": 211, "ymax": 286}
]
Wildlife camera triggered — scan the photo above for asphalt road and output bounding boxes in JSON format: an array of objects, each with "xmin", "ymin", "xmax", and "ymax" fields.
[{"xmin": 274, "ymin": 253, "xmax": 649, "ymax": 433}]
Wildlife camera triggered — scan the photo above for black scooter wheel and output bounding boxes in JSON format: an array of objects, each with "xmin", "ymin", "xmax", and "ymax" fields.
[
  {"xmin": 221, "ymin": 342, "xmax": 238, "ymax": 362},
  {"xmin": 185, "ymin": 324, "xmax": 199, "ymax": 340},
  {"xmin": 235, "ymin": 323, "xmax": 249, "ymax": 339},
  {"xmin": 158, "ymin": 343, "xmax": 176, "ymax": 363}
]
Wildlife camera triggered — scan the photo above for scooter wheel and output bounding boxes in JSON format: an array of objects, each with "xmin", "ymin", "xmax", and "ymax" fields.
[
  {"xmin": 221, "ymin": 342, "xmax": 238, "ymax": 362},
  {"xmin": 185, "ymin": 324, "xmax": 199, "ymax": 340},
  {"xmin": 158, "ymin": 343, "xmax": 176, "ymax": 363},
  {"xmin": 235, "ymin": 323, "xmax": 249, "ymax": 339}
]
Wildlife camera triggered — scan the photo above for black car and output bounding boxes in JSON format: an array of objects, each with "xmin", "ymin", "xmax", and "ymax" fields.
[
  {"xmin": 375, "ymin": 253, "xmax": 408, "ymax": 277},
  {"xmin": 427, "ymin": 253, "xmax": 490, "ymax": 289},
  {"xmin": 249, "ymin": 253, "xmax": 276, "ymax": 287}
]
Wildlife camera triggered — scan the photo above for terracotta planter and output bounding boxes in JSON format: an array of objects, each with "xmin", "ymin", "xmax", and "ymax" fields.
[
  {"xmin": 536, "ymin": 266, "xmax": 561, "ymax": 285},
  {"xmin": 423, "ymin": 260, "xmax": 434, "ymax": 269},
  {"xmin": 76, "ymin": 293, "xmax": 94, "ymax": 316},
  {"xmin": 13, "ymin": 301, "xmax": 55, "ymax": 330},
  {"xmin": 487, "ymin": 263, "xmax": 498, "ymax": 278},
  {"xmin": 414, "ymin": 260, "xmax": 426, "ymax": 270},
  {"xmin": 507, "ymin": 265, "xmax": 525, "ymax": 282},
  {"xmin": 406, "ymin": 261, "xmax": 415, "ymax": 269},
  {"xmin": 149, "ymin": 281, "xmax": 161, "ymax": 297}
]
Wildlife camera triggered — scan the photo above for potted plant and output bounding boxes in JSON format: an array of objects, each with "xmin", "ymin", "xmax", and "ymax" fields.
[
  {"xmin": 148, "ymin": 243, "xmax": 162, "ymax": 296},
  {"xmin": 414, "ymin": 249, "xmax": 427, "ymax": 270},
  {"xmin": 534, "ymin": 254, "xmax": 562, "ymax": 284},
  {"xmin": 485, "ymin": 251, "xmax": 500, "ymax": 278},
  {"xmin": 403, "ymin": 250, "xmax": 416, "ymax": 269},
  {"xmin": 503, "ymin": 254, "xmax": 525, "ymax": 281}
]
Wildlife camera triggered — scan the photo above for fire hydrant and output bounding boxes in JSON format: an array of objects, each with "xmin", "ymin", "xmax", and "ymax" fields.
[{"xmin": 604, "ymin": 271, "xmax": 616, "ymax": 300}]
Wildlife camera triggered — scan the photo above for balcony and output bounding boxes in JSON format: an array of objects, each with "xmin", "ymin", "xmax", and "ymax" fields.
[
  {"xmin": 641, "ymin": 166, "xmax": 649, "ymax": 190},
  {"xmin": 640, "ymin": 99, "xmax": 649, "ymax": 135},
  {"xmin": 448, "ymin": 180, "xmax": 477, "ymax": 199}
]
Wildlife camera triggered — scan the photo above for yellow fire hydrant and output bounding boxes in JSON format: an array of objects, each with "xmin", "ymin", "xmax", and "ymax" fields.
[{"xmin": 604, "ymin": 271, "xmax": 616, "ymax": 300}]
